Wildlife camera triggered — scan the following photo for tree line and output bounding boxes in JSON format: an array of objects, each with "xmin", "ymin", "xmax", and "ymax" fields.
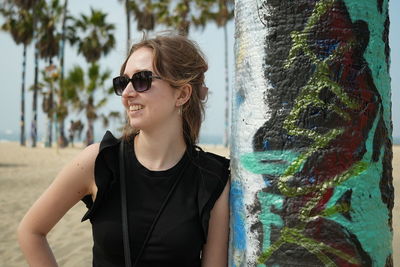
[{"xmin": 0, "ymin": 0, "xmax": 233, "ymax": 147}]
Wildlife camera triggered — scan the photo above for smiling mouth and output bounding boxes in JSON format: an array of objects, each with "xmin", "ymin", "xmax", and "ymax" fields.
[{"xmin": 129, "ymin": 104, "xmax": 144, "ymax": 111}]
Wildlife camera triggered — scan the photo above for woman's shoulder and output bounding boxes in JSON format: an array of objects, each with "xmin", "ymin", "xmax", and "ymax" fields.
[
  {"xmin": 191, "ymin": 147, "xmax": 230, "ymax": 240},
  {"xmin": 80, "ymin": 131, "xmax": 121, "ymax": 221},
  {"xmin": 76, "ymin": 131, "xmax": 120, "ymax": 167},
  {"xmin": 191, "ymin": 147, "xmax": 230, "ymax": 177},
  {"xmin": 190, "ymin": 146, "xmax": 230, "ymax": 197},
  {"xmin": 98, "ymin": 130, "xmax": 121, "ymax": 151}
]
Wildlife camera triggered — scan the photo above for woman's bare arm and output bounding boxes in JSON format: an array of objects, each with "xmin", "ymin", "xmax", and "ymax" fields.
[
  {"xmin": 17, "ymin": 143, "xmax": 99, "ymax": 267},
  {"xmin": 201, "ymin": 179, "xmax": 230, "ymax": 267}
]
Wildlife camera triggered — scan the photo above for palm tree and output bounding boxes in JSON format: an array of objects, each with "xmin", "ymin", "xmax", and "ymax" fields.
[
  {"xmin": 117, "ymin": 0, "xmax": 132, "ymax": 55},
  {"xmin": 0, "ymin": 2, "xmax": 34, "ymax": 146},
  {"xmin": 118, "ymin": 0, "xmax": 160, "ymax": 53},
  {"xmin": 64, "ymin": 64, "xmax": 115, "ymax": 146},
  {"xmin": 35, "ymin": 0, "xmax": 63, "ymax": 147},
  {"xmin": 4, "ymin": 0, "xmax": 42, "ymax": 148},
  {"xmin": 73, "ymin": 8, "xmax": 115, "ymax": 64},
  {"xmin": 72, "ymin": 8, "xmax": 115, "ymax": 144},
  {"xmin": 38, "ymin": 65, "xmax": 59, "ymax": 147},
  {"xmin": 56, "ymin": 0, "xmax": 77, "ymax": 147},
  {"xmin": 151, "ymin": 0, "xmax": 190, "ymax": 35},
  {"xmin": 129, "ymin": 0, "xmax": 156, "ymax": 33},
  {"xmin": 30, "ymin": 0, "xmax": 46, "ymax": 147},
  {"xmin": 36, "ymin": 0, "xmax": 62, "ymax": 65},
  {"xmin": 208, "ymin": 0, "xmax": 234, "ymax": 147},
  {"xmin": 57, "ymin": 0, "xmax": 70, "ymax": 147}
]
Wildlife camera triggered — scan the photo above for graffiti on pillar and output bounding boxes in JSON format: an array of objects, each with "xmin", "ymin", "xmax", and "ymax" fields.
[{"xmin": 235, "ymin": 0, "xmax": 393, "ymax": 266}]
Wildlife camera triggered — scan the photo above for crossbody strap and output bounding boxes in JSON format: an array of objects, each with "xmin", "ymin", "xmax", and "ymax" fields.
[
  {"xmin": 120, "ymin": 140, "xmax": 188, "ymax": 267},
  {"xmin": 119, "ymin": 140, "xmax": 133, "ymax": 267},
  {"xmin": 133, "ymin": 159, "xmax": 188, "ymax": 266}
]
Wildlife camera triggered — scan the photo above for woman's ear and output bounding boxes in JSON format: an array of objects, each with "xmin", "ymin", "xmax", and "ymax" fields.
[{"xmin": 176, "ymin": 84, "xmax": 192, "ymax": 106}]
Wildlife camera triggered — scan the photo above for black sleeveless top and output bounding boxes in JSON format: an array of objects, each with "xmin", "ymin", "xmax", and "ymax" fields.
[{"xmin": 81, "ymin": 131, "xmax": 230, "ymax": 267}]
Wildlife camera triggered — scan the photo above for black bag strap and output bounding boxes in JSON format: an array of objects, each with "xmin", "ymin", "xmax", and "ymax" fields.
[
  {"xmin": 119, "ymin": 140, "xmax": 133, "ymax": 267},
  {"xmin": 133, "ymin": 157, "xmax": 188, "ymax": 266},
  {"xmin": 120, "ymin": 140, "xmax": 188, "ymax": 267}
]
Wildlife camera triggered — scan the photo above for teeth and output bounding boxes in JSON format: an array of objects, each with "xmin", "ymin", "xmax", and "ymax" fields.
[{"xmin": 129, "ymin": 104, "xmax": 143, "ymax": 111}]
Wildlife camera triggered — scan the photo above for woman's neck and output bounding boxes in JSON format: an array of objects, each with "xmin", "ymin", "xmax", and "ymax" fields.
[{"xmin": 133, "ymin": 126, "xmax": 187, "ymax": 171}]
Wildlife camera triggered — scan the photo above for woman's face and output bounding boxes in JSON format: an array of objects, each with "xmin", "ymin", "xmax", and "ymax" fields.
[{"xmin": 121, "ymin": 47, "xmax": 180, "ymax": 131}]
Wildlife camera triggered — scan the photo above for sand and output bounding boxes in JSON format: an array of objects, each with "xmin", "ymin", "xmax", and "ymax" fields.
[{"xmin": 0, "ymin": 142, "xmax": 398, "ymax": 266}]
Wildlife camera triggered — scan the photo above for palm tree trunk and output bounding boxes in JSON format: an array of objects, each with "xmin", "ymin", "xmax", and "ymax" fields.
[
  {"xmin": 86, "ymin": 118, "xmax": 94, "ymax": 146},
  {"xmin": 57, "ymin": 0, "xmax": 69, "ymax": 148},
  {"xmin": 86, "ymin": 93, "xmax": 95, "ymax": 146},
  {"xmin": 45, "ymin": 81, "xmax": 54, "ymax": 148},
  {"xmin": 125, "ymin": 0, "xmax": 131, "ymax": 55},
  {"xmin": 31, "ymin": 1, "xmax": 40, "ymax": 148},
  {"xmin": 223, "ymin": 24, "xmax": 229, "ymax": 148},
  {"xmin": 31, "ymin": 44, "xmax": 39, "ymax": 147},
  {"xmin": 230, "ymin": 0, "xmax": 393, "ymax": 266},
  {"xmin": 20, "ymin": 44, "xmax": 27, "ymax": 146},
  {"xmin": 45, "ymin": 110, "xmax": 52, "ymax": 147},
  {"xmin": 179, "ymin": 0, "xmax": 190, "ymax": 36}
]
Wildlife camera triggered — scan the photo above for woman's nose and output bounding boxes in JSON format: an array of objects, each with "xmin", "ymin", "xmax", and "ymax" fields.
[{"xmin": 122, "ymin": 82, "xmax": 138, "ymax": 97}]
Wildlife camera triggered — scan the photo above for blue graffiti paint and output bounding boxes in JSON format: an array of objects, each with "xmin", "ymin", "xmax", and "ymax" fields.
[
  {"xmin": 315, "ymin": 40, "xmax": 340, "ymax": 60},
  {"xmin": 236, "ymin": 93, "xmax": 245, "ymax": 106},
  {"xmin": 263, "ymin": 140, "xmax": 269, "ymax": 150},
  {"xmin": 231, "ymin": 180, "xmax": 246, "ymax": 251},
  {"xmin": 264, "ymin": 179, "xmax": 272, "ymax": 187}
]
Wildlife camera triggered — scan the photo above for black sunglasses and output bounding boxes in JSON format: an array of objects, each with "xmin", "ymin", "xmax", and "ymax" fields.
[{"xmin": 113, "ymin": 71, "xmax": 162, "ymax": 95}]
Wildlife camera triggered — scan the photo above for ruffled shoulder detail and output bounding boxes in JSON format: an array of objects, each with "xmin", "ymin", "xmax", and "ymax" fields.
[
  {"xmin": 81, "ymin": 131, "xmax": 121, "ymax": 221},
  {"xmin": 194, "ymin": 148, "xmax": 230, "ymax": 241}
]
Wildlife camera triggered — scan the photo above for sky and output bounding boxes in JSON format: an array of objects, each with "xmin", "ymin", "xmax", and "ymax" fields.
[{"xmin": 0, "ymin": 0, "xmax": 399, "ymax": 144}]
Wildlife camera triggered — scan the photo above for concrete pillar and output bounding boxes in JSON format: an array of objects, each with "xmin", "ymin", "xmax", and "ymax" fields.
[{"xmin": 230, "ymin": 0, "xmax": 393, "ymax": 266}]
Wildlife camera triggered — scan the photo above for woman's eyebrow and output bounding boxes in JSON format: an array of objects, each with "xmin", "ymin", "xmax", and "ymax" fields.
[{"xmin": 123, "ymin": 69, "xmax": 152, "ymax": 77}]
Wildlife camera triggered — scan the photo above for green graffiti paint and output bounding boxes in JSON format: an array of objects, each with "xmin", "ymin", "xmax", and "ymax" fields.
[
  {"xmin": 319, "ymin": 202, "xmax": 351, "ymax": 217},
  {"xmin": 325, "ymin": 110, "xmax": 392, "ymax": 266},
  {"xmin": 285, "ymin": 0, "xmax": 336, "ymax": 69},
  {"xmin": 326, "ymin": 154, "xmax": 392, "ymax": 266},
  {"xmin": 281, "ymin": 129, "xmax": 344, "ymax": 177},
  {"xmin": 279, "ymin": 160, "xmax": 368, "ymax": 197},
  {"xmin": 257, "ymin": 192, "xmax": 284, "ymax": 249},
  {"xmin": 240, "ymin": 150, "xmax": 301, "ymax": 176},
  {"xmin": 343, "ymin": 0, "xmax": 392, "ymax": 132},
  {"xmin": 257, "ymin": 226, "xmax": 360, "ymax": 265}
]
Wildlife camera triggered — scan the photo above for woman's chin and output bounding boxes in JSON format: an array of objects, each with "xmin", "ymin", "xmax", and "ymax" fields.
[
  {"xmin": 129, "ymin": 122, "xmax": 143, "ymax": 130},
  {"xmin": 129, "ymin": 118, "xmax": 149, "ymax": 131}
]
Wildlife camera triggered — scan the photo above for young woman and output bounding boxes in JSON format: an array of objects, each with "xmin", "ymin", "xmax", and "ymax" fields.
[{"xmin": 18, "ymin": 34, "xmax": 230, "ymax": 267}]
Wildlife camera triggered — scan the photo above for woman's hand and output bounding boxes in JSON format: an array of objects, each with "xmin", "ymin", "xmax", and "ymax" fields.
[
  {"xmin": 201, "ymin": 179, "xmax": 230, "ymax": 267},
  {"xmin": 17, "ymin": 143, "xmax": 99, "ymax": 266}
]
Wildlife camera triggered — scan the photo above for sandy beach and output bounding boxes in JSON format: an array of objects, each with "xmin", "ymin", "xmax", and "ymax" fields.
[{"xmin": 0, "ymin": 142, "xmax": 398, "ymax": 266}]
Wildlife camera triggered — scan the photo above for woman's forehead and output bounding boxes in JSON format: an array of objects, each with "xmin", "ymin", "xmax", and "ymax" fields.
[{"xmin": 125, "ymin": 47, "xmax": 154, "ymax": 75}]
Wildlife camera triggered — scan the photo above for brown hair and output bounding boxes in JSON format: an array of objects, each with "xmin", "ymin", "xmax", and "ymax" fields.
[{"xmin": 121, "ymin": 33, "xmax": 208, "ymax": 145}]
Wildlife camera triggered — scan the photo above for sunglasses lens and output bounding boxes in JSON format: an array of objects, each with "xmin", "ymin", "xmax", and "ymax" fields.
[
  {"xmin": 132, "ymin": 71, "xmax": 151, "ymax": 92},
  {"xmin": 113, "ymin": 76, "xmax": 128, "ymax": 95},
  {"xmin": 113, "ymin": 71, "xmax": 156, "ymax": 95}
]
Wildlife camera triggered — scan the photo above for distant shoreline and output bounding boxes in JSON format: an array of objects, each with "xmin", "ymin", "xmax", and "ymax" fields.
[
  {"xmin": 1, "ymin": 137, "xmax": 400, "ymax": 146},
  {"xmin": 0, "ymin": 133, "xmax": 226, "ymax": 146}
]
